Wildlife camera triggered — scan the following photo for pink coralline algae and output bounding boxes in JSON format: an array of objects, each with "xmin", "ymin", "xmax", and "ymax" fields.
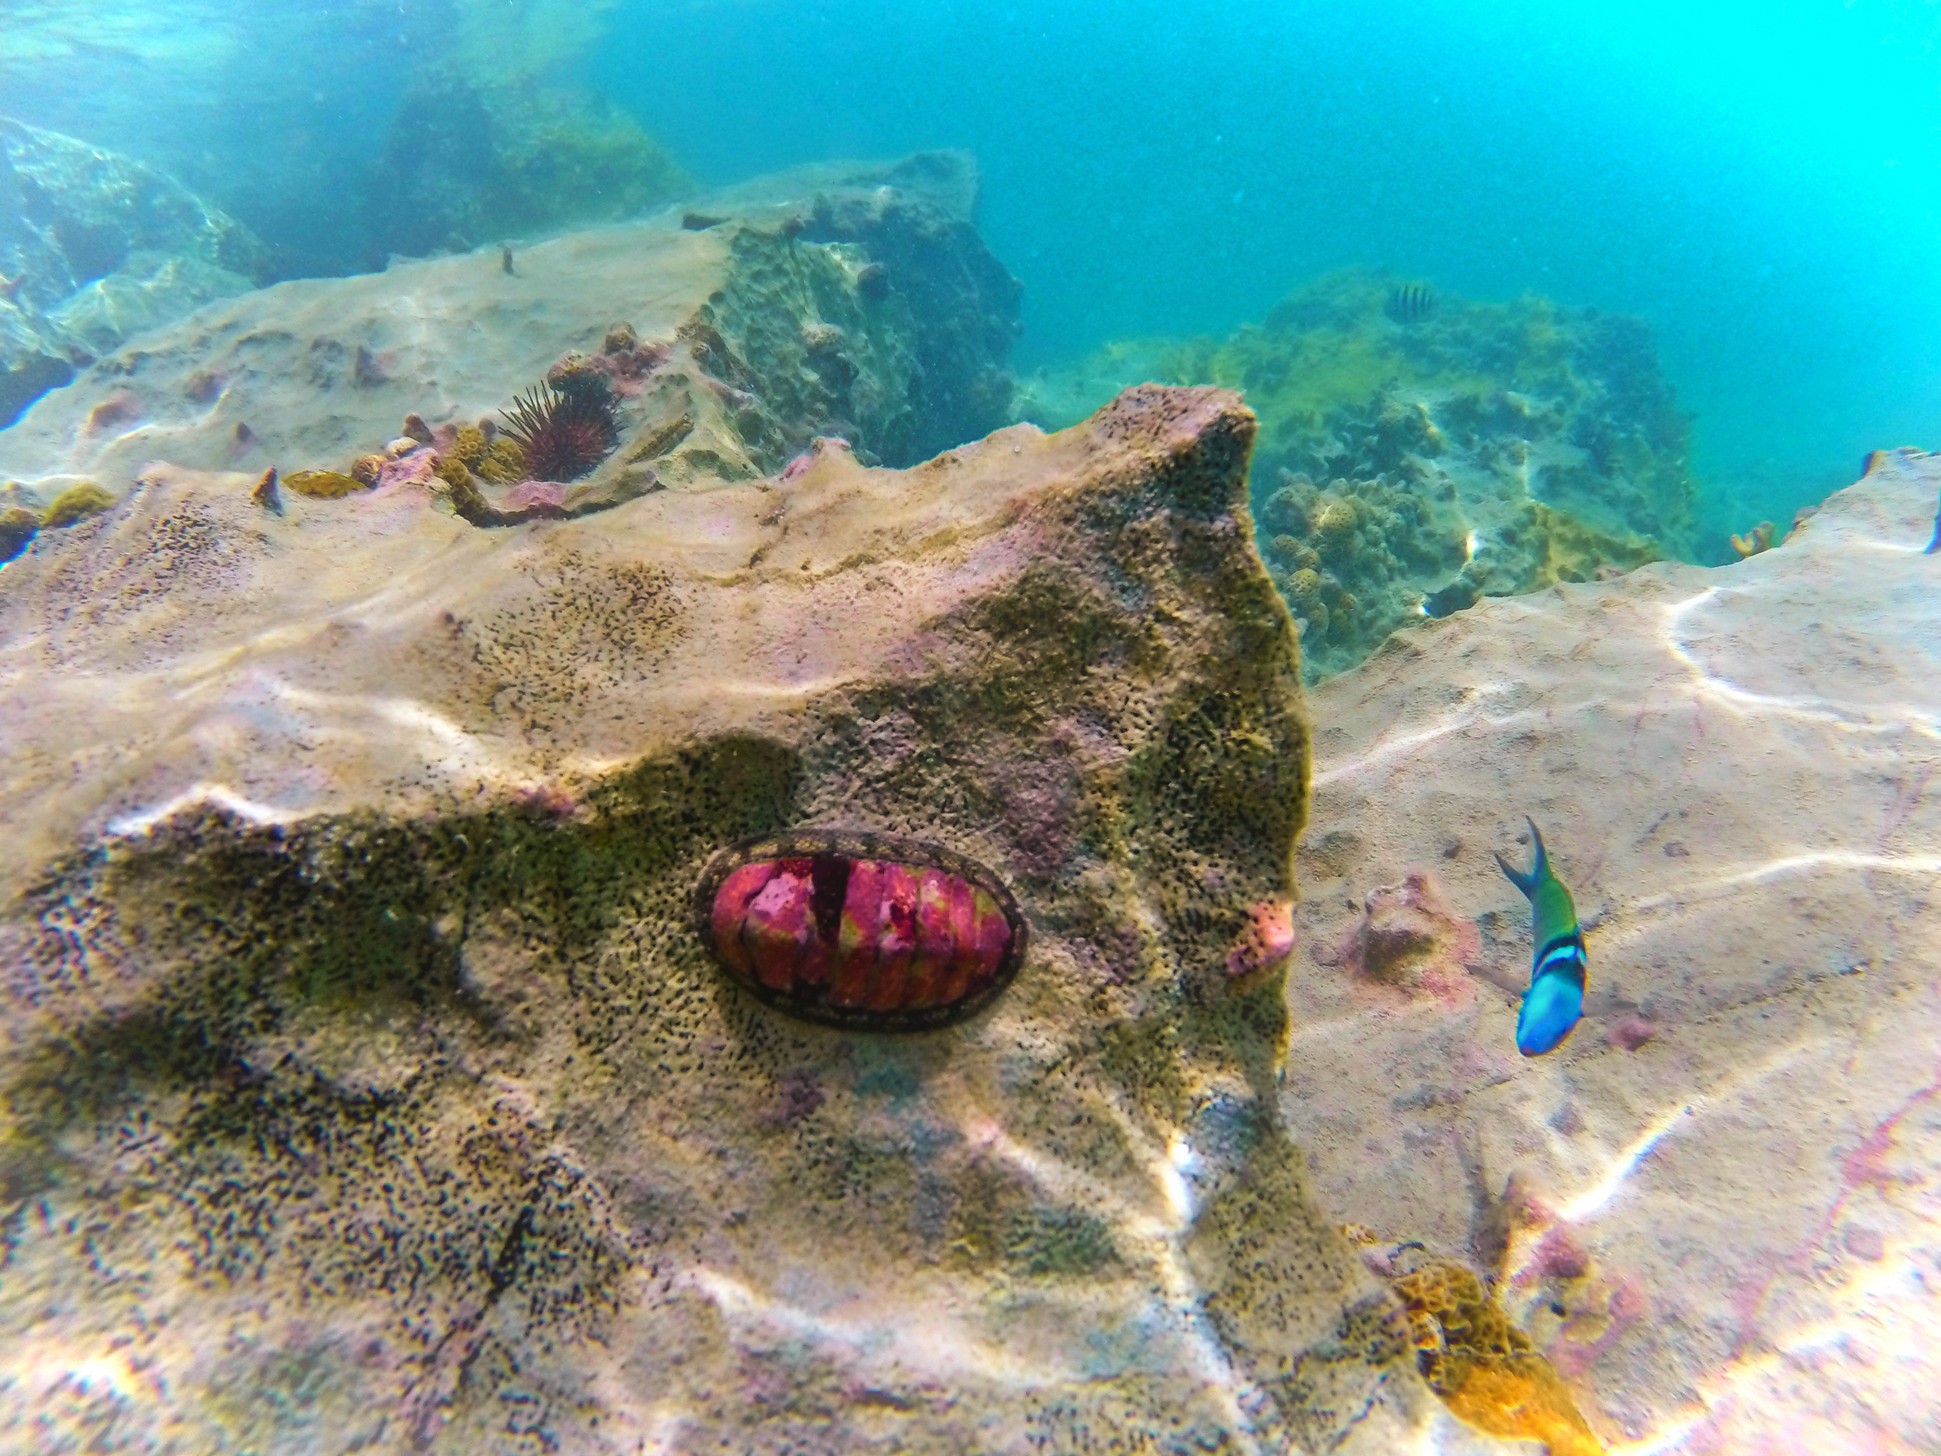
[
  {"xmin": 1606, "ymin": 1015, "xmax": 1657, "ymax": 1051},
  {"xmin": 503, "ymin": 479, "xmax": 568, "ymax": 512},
  {"xmin": 373, "ymin": 446, "xmax": 439, "ymax": 494},
  {"xmin": 1226, "ymin": 899, "xmax": 1297, "ymax": 980},
  {"xmin": 694, "ymin": 829, "xmax": 1027, "ymax": 1031},
  {"xmin": 780, "ymin": 436, "xmax": 853, "ymax": 483}
]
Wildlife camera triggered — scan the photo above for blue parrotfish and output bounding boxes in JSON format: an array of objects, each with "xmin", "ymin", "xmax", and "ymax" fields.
[
  {"xmin": 1924, "ymin": 486, "xmax": 1940, "ymax": 554},
  {"xmin": 1494, "ymin": 818, "xmax": 1586, "ymax": 1057}
]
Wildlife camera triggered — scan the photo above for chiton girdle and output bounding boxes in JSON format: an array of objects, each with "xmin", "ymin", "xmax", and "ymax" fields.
[{"xmin": 694, "ymin": 828, "xmax": 1028, "ymax": 1031}]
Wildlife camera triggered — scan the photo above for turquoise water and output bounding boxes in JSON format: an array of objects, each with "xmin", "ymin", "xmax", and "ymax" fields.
[
  {"xmin": 591, "ymin": 0, "xmax": 1941, "ymax": 539},
  {"xmin": 5, "ymin": 1, "xmax": 1938, "ymax": 540},
  {"xmin": 6, "ymin": 6, "xmax": 1941, "ymax": 1453}
]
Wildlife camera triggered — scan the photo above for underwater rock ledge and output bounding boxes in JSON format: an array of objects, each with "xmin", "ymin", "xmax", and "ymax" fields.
[
  {"xmin": 1, "ymin": 115, "xmax": 270, "ymax": 429},
  {"xmin": 0, "ymin": 151, "xmax": 1019, "ymax": 504},
  {"xmin": 0, "ymin": 387, "xmax": 1511, "ymax": 1454}
]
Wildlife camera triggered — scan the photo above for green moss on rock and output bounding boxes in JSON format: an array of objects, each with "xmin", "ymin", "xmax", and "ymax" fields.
[{"xmin": 40, "ymin": 481, "xmax": 115, "ymax": 529}]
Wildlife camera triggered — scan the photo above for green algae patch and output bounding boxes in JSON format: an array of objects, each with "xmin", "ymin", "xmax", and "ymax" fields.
[
  {"xmin": 41, "ymin": 481, "xmax": 115, "ymax": 528},
  {"xmin": 284, "ymin": 469, "xmax": 368, "ymax": 499}
]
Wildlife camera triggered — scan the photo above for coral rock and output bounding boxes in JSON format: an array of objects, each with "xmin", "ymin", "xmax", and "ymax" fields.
[
  {"xmin": 2, "ymin": 153, "xmax": 1020, "ymax": 496},
  {"xmin": 1335, "ymin": 871, "xmax": 1481, "ymax": 1003},
  {"xmin": 0, "ymin": 117, "xmax": 266, "ymax": 427},
  {"xmin": 0, "ymin": 387, "xmax": 1489, "ymax": 1454},
  {"xmin": 1287, "ymin": 450, "xmax": 1941, "ymax": 1451}
]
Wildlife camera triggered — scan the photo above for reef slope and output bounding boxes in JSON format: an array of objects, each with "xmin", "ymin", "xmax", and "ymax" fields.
[
  {"xmin": 1287, "ymin": 449, "xmax": 1941, "ymax": 1451},
  {"xmin": 0, "ymin": 388, "xmax": 1504, "ymax": 1454}
]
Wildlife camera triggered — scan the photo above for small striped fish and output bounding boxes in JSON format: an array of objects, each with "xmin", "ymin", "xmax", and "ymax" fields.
[
  {"xmin": 1384, "ymin": 282, "xmax": 1436, "ymax": 324},
  {"xmin": 1495, "ymin": 818, "xmax": 1586, "ymax": 1056}
]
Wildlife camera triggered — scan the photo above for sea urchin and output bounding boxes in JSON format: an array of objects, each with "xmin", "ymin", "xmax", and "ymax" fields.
[{"xmin": 499, "ymin": 381, "xmax": 618, "ymax": 482}]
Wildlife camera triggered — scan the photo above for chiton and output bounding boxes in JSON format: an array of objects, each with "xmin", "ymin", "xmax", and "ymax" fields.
[{"xmin": 694, "ymin": 829, "xmax": 1028, "ymax": 1031}]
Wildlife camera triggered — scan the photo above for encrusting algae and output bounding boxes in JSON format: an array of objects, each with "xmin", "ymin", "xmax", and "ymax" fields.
[
  {"xmin": 1394, "ymin": 1259, "xmax": 1604, "ymax": 1456},
  {"xmin": 448, "ymin": 423, "xmax": 489, "ymax": 468},
  {"xmin": 283, "ymin": 469, "xmax": 368, "ymax": 500},
  {"xmin": 40, "ymin": 481, "xmax": 116, "ymax": 529},
  {"xmin": 477, "ymin": 437, "xmax": 528, "ymax": 485}
]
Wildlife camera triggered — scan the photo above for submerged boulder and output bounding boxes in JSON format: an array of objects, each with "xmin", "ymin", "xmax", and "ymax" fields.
[
  {"xmin": 0, "ymin": 387, "xmax": 1509, "ymax": 1454},
  {"xmin": 0, "ymin": 152, "xmax": 1018, "ymax": 502},
  {"xmin": 0, "ymin": 115, "xmax": 268, "ymax": 427}
]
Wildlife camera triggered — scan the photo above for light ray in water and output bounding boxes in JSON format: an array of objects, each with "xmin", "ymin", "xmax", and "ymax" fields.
[
  {"xmin": 1661, "ymin": 587, "xmax": 1941, "ymax": 741},
  {"xmin": 107, "ymin": 781, "xmax": 295, "ymax": 835},
  {"xmin": 1310, "ymin": 680, "xmax": 1561, "ymax": 787},
  {"xmin": 1522, "ymin": 1040, "xmax": 1817, "ymax": 1234}
]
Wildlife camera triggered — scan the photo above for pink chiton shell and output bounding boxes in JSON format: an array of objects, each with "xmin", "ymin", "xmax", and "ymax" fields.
[{"xmin": 694, "ymin": 829, "xmax": 1027, "ymax": 1030}]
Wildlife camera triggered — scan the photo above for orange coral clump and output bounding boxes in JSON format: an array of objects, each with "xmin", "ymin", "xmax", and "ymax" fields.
[
  {"xmin": 1444, "ymin": 1360, "xmax": 1604, "ymax": 1456},
  {"xmin": 1729, "ymin": 520, "xmax": 1775, "ymax": 559},
  {"xmin": 1392, "ymin": 1259, "xmax": 1604, "ymax": 1456}
]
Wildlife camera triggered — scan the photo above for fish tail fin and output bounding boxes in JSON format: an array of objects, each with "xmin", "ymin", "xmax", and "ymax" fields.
[
  {"xmin": 1495, "ymin": 817, "xmax": 1548, "ymax": 899},
  {"xmin": 1494, "ymin": 850, "xmax": 1537, "ymax": 899},
  {"xmin": 1525, "ymin": 817, "xmax": 1550, "ymax": 881}
]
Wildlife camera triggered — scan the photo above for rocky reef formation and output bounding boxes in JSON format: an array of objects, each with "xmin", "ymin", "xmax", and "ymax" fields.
[
  {"xmin": 1284, "ymin": 448, "xmax": 1941, "ymax": 1452},
  {"xmin": 360, "ymin": 79, "xmax": 692, "ymax": 273},
  {"xmin": 0, "ymin": 152, "xmax": 1021, "ymax": 522},
  {"xmin": 0, "ymin": 387, "xmax": 1513, "ymax": 1454},
  {"xmin": 1019, "ymin": 270, "xmax": 1697, "ymax": 678},
  {"xmin": 0, "ymin": 116, "xmax": 269, "ymax": 428}
]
